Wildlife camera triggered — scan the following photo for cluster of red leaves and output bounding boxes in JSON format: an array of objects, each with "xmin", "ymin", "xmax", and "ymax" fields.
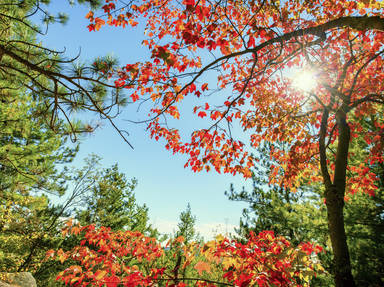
[
  {"xmin": 84, "ymin": 0, "xmax": 384, "ymax": 196},
  {"xmin": 48, "ymin": 223, "xmax": 323, "ymax": 287},
  {"xmin": 210, "ymin": 231, "xmax": 323, "ymax": 287},
  {"xmin": 50, "ymin": 224, "xmax": 164, "ymax": 286}
]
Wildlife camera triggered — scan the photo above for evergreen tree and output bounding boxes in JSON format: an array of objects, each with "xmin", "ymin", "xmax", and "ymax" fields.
[
  {"xmin": 342, "ymin": 110, "xmax": 384, "ymax": 286},
  {"xmin": 0, "ymin": 90, "xmax": 78, "ymax": 276},
  {"xmin": 174, "ymin": 203, "xmax": 199, "ymax": 244},
  {"xmin": 225, "ymin": 143, "xmax": 327, "ymax": 246},
  {"xmin": 75, "ymin": 155, "xmax": 155, "ymax": 235},
  {"xmin": 344, "ymin": 191, "xmax": 384, "ymax": 286},
  {"xmin": 0, "ymin": 0, "xmax": 130, "ymax": 278},
  {"xmin": 0, "ymin": 1, "xmax": 133, "ymax": 284},
  {"xmin": 0, "ymin": 94, "xmax": 77, "ymax": 193},
  {"xmin": 0, "ymin": 0, "xmax": 129, "ymax": 144},
  {"xmin": 162, "ymin": 204, "xmax": 201, "ymax": 286}
]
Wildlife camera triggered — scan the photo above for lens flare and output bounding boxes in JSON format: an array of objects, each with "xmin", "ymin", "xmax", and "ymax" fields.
[{"xmin": 291, "ymin": 69, "xmax": 318, "ymax": 92}]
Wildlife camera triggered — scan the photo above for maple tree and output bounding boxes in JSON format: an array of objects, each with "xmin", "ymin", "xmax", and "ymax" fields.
[
  {"xmin": 84, "ymin": 1, "xmax": 384, "ymax": 286},
  {"xmin": 49, "ymin": 222, "xmax": 323, "ymax": 286},
  {"xmin": 226, "ymin": 139, "xmax": 384, "ymax": 285}
]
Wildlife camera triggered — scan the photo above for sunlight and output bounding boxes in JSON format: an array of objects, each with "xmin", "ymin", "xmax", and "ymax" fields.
[{"xmin": 291, "ymin": 69, "xmax": 318, "ymax": 93}]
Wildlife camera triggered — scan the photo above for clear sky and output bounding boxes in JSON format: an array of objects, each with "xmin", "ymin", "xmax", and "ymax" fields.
[{"xmin": 40, "ymin": 1, "xmax": 253, "ymax": 239}]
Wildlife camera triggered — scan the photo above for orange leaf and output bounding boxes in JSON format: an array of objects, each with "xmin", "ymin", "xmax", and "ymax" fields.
[
  {"xmin": 46, "ymin": 249, "xmax": 55, "ymax": 258},
  {"xmin": 65, "ymin": 218, "xmax": 73, "ymax": 227},
  {"xmin": 175, "ymin": 236, "xmax": 185, "ymax": 243},
  {"xmin": 85, "ymin": 11, "xmax": 94, "ymax": 19},
  {"xmin": 194, "ymin": 261, "xmax": 211, "ymax": 275}
]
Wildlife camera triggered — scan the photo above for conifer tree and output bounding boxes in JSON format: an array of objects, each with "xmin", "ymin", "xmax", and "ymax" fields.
[
  {"xmin": 0, "ymin": 0, "xmax": 130, "ymax": 279},
  {"xmin": 76, "ymin": 156, "xmax": 154, "ymax": 235},
  {"xmin": 0, "ymin": 0, "xmax": 130, "ymax": 145},
  {"xmin": 175, "ymin": 203, "xmax": 199, "ymax": 244}
]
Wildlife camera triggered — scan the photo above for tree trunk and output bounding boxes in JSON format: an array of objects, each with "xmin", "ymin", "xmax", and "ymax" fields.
[
  {"xmin": 325, "ymin": 185, "xmax": 355, "ymax": 287},
  {"xmin": 319, "ymin": 108, "xmax": 356, "ymax": 287}
]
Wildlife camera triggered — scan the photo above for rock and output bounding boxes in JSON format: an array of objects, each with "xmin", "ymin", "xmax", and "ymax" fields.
[{"xmin": 0, "ymin": 272, "xmax": 37, "ymax": 287}]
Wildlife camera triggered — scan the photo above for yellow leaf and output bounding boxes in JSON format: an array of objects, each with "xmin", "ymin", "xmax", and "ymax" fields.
[
  {"xmin": 72, "ymin": 265, "xmax": 82, "ymax": 274},
  {"xmin": 222, "ymin": 257, "xmax": 238, "ymax": 269},
  {"xmin": 215, "ymin": 234, "xmax": 225, "ymax": 243},
  {"xmin": 94, "ymin": 270, "xmax": 107, "ymax": 281}
]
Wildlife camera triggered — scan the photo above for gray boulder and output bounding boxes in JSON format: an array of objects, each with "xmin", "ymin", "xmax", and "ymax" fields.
[{"xmin": 0, "ymin": 272, "xmax": 37, "ymax": 287}]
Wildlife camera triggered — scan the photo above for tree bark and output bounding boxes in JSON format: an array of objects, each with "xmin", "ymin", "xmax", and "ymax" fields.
[
  {"xmin": 325, "ymin": 185, "xmax": 355, "ymax": 287},
  {"xmin": 327, "ymin": 111, "xmax": 355, "ymax": 286},
  {"xmin": 319, "ymin": 108, "xmax": 356, "ymax": 287}
]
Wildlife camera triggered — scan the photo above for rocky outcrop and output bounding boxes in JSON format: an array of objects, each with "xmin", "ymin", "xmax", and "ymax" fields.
[{"xmin": 0, "ymin": 272, "xmax": 36, "ymax": 287}]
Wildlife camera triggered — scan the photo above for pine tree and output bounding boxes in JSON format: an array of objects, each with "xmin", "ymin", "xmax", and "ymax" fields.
[
  {"xmin": 0, "ymin": 0, "xmax": 126, "ymax": 277},
  {"xmin": 0, "ymin": 92, "xmax": 78, "ymax": 275},
  {"xmin": 76, "ymin": 155, "xmax": 155, "ymax": 235},
  {"xmin": 174, "ymin": 203, "xmax": 199, "ymax": 244},
  {"xmin": 0, "ymin": 0, "xmax": 130, "ymax": 144}
]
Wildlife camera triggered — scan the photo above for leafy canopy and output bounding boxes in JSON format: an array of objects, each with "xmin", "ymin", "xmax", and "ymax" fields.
[
  {"xmin": 84, "ymin": 2, "xmax": 384, "ymax": 285},
  {"xmin": 86, "ymin": 0, "xmax": 383, "ymax": 194}
]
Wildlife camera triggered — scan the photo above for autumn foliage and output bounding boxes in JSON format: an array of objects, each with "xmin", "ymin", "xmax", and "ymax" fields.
[
  {"xmin": 48, "ymin": 222, "xmax": 323, "ymax": 286},
  {"xmin": 81, "ymin": 0, "xmax": 384, "ymax": 286},
  {"xmin": 85, "ymin": 0, "xmax": 384, "ymax": 195}
]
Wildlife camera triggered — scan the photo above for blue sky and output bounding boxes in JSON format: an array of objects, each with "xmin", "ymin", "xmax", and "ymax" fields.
[{"xmin": 40, "ymin": 1, "xmax": 253, "ymax": 239}]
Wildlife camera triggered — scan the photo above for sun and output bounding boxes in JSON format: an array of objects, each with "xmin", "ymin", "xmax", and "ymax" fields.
[{"xmin": 291, "ymin": 69, "xmax": 318, "ymax": 93}]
